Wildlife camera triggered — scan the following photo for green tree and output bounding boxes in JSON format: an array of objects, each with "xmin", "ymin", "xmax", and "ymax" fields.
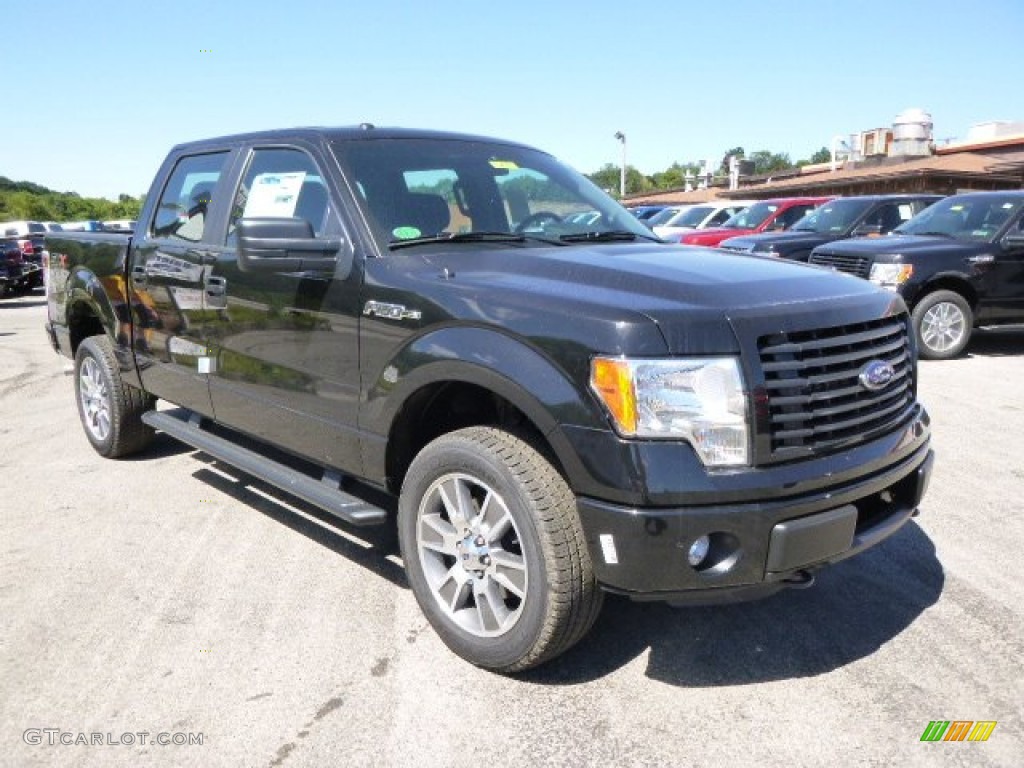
[
  {"xmin": 748, "ymin": 150, "xmax": 795, "ymax": 175},
  {"xmin": 798, "ymin": 146, "xmax": 832, "ymax": 166},
  {"xmin": 585, "ymin": 164, "xmax": 651, "ymax": 197}
]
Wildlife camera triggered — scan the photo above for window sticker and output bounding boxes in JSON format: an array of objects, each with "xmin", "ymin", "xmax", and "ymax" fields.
[
  {"xmin": 489, "ymin": 160, "xmax": 519, "ymax": 170},
  {"xmin": 392, "ymin": 226, "xmax": 422, "ymax": 240},
  {"xmin": 243, "ymin": 172, "xmax": 307, "ymax": 217}
]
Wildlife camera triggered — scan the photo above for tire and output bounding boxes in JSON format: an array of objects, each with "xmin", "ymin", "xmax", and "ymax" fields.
[
  {"xmin": 74, "ymin": 335, "xmax": 156, "ymax": 458},
  {"xmin": 912, "ymin": 290, "xmax": 973, "ymax": 360},
  {"xmin": 398, "ymin": 427, "xmax": 603, "ymax": 673}
]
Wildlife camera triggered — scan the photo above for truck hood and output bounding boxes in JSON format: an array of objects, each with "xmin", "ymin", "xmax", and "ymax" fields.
[
  {"xmin": 813, "ymin": 234, "xmax": 989, "ymax": 259},
  {"xmin": 722, "ymin": 230, "xmax": 838, "ymax": 253},
  {"xmin": 388, "ymin": 242, "xmax": 892, "ymax": 356}
]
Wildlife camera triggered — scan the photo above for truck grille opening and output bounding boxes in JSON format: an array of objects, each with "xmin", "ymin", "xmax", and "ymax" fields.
[
  {"xmin": 808, "ymin": 251, "xmax": 872, "ymax": 278},
  {"xmin": 757, "ymin": 315, "xmax": 914, "ymax": 459}
]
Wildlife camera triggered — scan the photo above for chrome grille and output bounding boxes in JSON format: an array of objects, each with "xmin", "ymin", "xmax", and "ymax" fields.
[
  {"xmin": 758, "ymin": 315, "xmax": 914, "ymax": 458},
  {"xmin": 808, "ymin": 250, "xmax": 872, "ymax": 278}
]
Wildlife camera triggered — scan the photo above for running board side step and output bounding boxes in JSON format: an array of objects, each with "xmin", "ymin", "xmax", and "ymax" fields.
[{"xmin": 141, "ymin": 410, "xmax": 387, "ymax": 526}]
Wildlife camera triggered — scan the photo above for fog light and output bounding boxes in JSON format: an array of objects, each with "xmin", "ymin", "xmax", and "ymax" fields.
[{"xmin": 687, "ymin": 535, "xmax": 711, "ymax": 567}]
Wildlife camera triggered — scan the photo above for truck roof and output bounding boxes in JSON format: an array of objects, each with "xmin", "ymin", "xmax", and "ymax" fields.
[{"xmin": 170, "ymin": 125, "xmax": 538, "ymax": 153}]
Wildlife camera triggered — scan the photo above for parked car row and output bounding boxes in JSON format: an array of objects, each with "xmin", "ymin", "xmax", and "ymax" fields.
[
  {"xmin": 1, "ymin": 218, "xmax": 138, "ymax": 296},
  {"xmin": 807, "ymin": 191, "xmax": 1024, "ymax": 359},
  {"xmin": 0, "ymin": 220, "xmax": 47, "ymax": 294},
  {"xmin": 717, "ymin": 195, "xmax": 941, "ymax": 260},
  {"xmin": 640, "ymin": 191, "xmax": 1024, "ymax": 360}
]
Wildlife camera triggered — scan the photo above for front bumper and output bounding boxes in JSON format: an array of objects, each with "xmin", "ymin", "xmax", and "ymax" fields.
[{"xmin": 576, "ymin": 438, "xmax": 933, "ymax": 603}]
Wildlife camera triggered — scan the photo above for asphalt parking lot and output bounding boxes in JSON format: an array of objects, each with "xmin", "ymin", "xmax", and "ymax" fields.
[{"xmin": 1, "ymin": 292, "xmax": 1022, "ymax": 768}]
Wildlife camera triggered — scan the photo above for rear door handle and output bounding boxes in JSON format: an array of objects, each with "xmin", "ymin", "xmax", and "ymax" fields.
[{"xmin": 205, "ymin": 275, "xmax": 227, "ymax": 296}]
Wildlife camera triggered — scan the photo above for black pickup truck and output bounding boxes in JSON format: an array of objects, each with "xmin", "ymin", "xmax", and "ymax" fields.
[
  {"xmin": 809, "ymin": 191, "xmax": 1024, "ymax": 359},
  {"xmin": 45, "ymin": 126, "xmax": 934, "ymax": 672},
  {"xmin": 718, "ymin": 194, "xmax": 941, "ymax": 261}
]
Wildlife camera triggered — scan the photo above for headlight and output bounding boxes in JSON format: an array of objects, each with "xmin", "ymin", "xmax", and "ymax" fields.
[
  {"xmin": 589, "ymin": 356, "xmax": 750, "ymax": 466},
  {"xmin": 869, "ymin": 262, "xmax": 913, "ymax": 290}
]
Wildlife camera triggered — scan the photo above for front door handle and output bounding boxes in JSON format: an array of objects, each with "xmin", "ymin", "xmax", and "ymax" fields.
[{"xmin": 130, "ymin": 265, "xmax": 147, "ymax": 285}]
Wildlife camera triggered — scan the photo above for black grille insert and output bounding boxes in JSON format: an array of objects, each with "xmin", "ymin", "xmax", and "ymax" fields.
[
  {"xmin": 808, "ymin": 250, "xmax": 872, "ymax": 278},
  {"xmin": 758, "ymin": 315, "xmax": 914, "ymax": 458}
]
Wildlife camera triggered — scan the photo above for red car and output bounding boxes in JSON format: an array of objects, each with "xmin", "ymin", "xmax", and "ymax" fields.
[{"xmin": 675, "ymin": 196, "xmax": 833, "ymax": 248}]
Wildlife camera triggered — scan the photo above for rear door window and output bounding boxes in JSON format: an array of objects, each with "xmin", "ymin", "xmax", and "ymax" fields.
[{"xmin": 150, "ymin": 152, "xmax": 230, "ymax": 243}]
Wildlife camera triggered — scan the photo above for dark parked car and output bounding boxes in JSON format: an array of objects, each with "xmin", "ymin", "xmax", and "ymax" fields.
[
  {"xmin": 1, "ymin": 240, "xmax": 26, "ymax": 296},
  {"xmin": 627, "ymin": 205, "xmax": 668, "ymax": 221},
  {"xmin": 809, "ymin": 191, "xmax": 1024, "ymax": 359},
  {"xmin": 1, "ymin": 221, "xmax": 46, "ymax": 290},
  {"xmin": 719, "ymin": 195, "xmax": 942, "ymax": 261}
]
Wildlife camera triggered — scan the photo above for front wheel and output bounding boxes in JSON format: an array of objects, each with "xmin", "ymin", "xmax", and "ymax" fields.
[
  {"xmin": 398, "ymin": 427, "xmax": 603, "ymax": 673},
  {"xmin": 912, "ymin": 290, "xmax": 973, "ymax": 360},
  {"xmin": 74, "ymin": 335, "xmax": 155, "ymax": 457}
]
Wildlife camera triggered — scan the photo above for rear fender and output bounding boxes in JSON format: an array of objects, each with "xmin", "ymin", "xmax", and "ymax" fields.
[{"xmin": 65, "ymin": 268, "xmax": 139, "ymax": 384}]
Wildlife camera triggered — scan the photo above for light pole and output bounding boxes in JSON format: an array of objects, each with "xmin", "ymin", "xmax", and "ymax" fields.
[{"xmin": 614, "ymin": 131, "xmax": 626, "ymax": 198}]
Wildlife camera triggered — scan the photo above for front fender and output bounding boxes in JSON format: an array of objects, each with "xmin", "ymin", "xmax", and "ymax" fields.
[
  {"xmin": 361, "ymin": 326, "xmax": 628, "ymax": 496},
  {"xmin": 363, "ymin": 326, "xmax": 607, "ymax": 433},
  {"xmin": 904, "ymin": 271, "xmax": 977, "ymax": 309}
]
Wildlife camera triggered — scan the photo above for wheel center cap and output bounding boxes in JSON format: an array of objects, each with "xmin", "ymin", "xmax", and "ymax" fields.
[{"xmin": 457, "ymin": 533, "xmax": 491, "ymax": 573}]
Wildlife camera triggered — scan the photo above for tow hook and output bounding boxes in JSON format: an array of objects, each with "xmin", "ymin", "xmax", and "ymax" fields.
[{"xmin": 782, "ymin": 570, "xmax": 816, "ymax": 590}]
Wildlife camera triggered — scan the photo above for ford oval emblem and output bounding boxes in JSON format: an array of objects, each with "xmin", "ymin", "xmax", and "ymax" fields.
[{"xmin": 859, "ymin": 360, "xmax": 896, "ymax": 391}]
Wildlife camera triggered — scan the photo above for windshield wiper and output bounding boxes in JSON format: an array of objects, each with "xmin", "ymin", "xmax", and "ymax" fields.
[
  {"xmin": 909, "ymin": 231, "xmax": 955, "ymax": 239},
  {"xmin": 389, "ymin": 231, "xmax": 527, "ymax": 250},
  {"xmin": 559, "ymin": 230, "xmax": 659, "ymax": 243}
]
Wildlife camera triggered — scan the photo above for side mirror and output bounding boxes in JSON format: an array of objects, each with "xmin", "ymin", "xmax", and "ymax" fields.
[{"xmin": 237, "ymin": 217, "xmax": 346, "ymax": 275}]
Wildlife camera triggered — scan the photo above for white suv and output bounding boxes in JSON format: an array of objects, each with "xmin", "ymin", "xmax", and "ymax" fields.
[{"xmin": 654, "ymin": 201, "xmax": 754, "ymax": 241}]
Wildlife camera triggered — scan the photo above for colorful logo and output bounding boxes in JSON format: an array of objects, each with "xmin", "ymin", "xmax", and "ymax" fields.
[
  {"xmin": 920, "ymin": 721, "xmax": 997, "ymax": 742},
  {"xmin": 858, "ymin": 359, "xmax": 896, "ymax": 391}
]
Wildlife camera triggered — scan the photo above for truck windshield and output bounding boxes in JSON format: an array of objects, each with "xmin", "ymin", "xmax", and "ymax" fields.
[
  {"xmin": 791, "ymin": 199, "xmax": 873, "ymax": 234},
  {"xmin": 331, "ymin": 137, "xmax": 655, "ymax": 249},
  {"xmin": 894, "ymin": 195, "xmax": 1024, "ymax": 242},
  {"xmin": 667, "ymin": 205, "xmax": 714, "ymax": 228},
  {"xmin": 645, "ymin": 207, "xmax": 687, "ymax": 226},
  {"xmin": 722, "ymin": 202, "xmax": 777, "ymax": 229}
]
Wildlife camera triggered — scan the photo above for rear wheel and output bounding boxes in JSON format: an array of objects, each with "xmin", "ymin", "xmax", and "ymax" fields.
[
  {"xmin": 398, "ymin": 427, "xmax": 603, "ymax": 673},
  {"xmin": 74, "ymin": 335, "xmax": 155, "ymax": 457},
  {"xmin": 912, "ymin": 290, "xmax": 973, "ymax": 360}
]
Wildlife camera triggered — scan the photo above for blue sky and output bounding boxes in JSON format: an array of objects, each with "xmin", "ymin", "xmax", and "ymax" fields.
[{"xmin": 3, "ymin": 0, "xmax": 1022, "ymax": 199}]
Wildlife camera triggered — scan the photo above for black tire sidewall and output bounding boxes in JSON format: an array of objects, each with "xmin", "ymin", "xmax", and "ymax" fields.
[
  {"xmin": 398, "ymin": 431, "xmax": 551, "ymax": 671},
  {"xmin": 913, "ymin": 290, "xmax": 973, "ymax": 360},
  {"xmin": 74, "ymin": 338, "xmax": 118, "ymax": 455}
]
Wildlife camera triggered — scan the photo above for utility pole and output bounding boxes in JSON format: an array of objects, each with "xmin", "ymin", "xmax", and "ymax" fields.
[{"xmin": 614, "ymin": 131, "xmax": 626, "ymax": 198}]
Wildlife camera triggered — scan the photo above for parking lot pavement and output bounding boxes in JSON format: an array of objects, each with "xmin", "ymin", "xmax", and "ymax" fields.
[{"xmin": 1, "ymin": 293, "xmax": 1022, "ymax": 768}]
